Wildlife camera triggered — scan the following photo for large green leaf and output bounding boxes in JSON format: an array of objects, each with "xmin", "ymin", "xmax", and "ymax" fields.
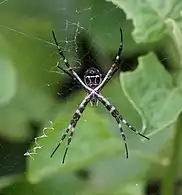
[
  {"xmin": 120, "ymin": 52, "xmax": 182, "ymax": 135},
  {"xmin": 106, "ymin": 0, "xmax": 182, "ymax": 43},
  {"xmin": 165, "ymin": 18, "xmax": 182, "ymax": 67}
]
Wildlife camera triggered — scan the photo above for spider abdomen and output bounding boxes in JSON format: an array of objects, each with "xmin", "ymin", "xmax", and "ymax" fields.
[{"xmin": 84, "ymin": 67, "xmax": 102, "ymax": 89}]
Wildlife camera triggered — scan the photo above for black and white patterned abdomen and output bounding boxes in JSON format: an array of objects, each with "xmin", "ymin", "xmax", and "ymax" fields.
[{"xmin": 84, "ymin": 67, "xmax": 102, "ymax": 89}]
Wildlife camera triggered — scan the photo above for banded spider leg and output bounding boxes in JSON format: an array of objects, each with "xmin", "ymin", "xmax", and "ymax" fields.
[
  {"xmin": 96, "ymin": 93, "xmax": 149, "ymax": 158},
  {"xmin": 50, "ymin": 95, "xmax": 90, "ymax": 163}
]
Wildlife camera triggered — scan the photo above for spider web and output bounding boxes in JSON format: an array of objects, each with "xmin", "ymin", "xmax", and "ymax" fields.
[
  {"xmin": 23, "ymin": 20, "xmax": 92, "ymax": 158},
  {"xmin": 41, "ymin": 20, "xmax": 86, "ymax": 95},
  {"xmin": 0, "ymin": 1, "xmax": 122, "ymax": 159},
  {"xmin": 0, "ymin": 0, "xmax": 169, "ymax": 160},
  {"xmin": 24, "ymin": 121, "xmax": 54, "ymax": 159},
  {"xmin": 0, "ymin": 0, "xmax": 167, "ymax": 160},
  {"xmin": 22, "ymin": 20, "xmax": 90, "ymax": 159}
]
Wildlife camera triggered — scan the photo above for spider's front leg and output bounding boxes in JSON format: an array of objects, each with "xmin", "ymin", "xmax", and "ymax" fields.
[
  {"xmin": 50, "ymin": 95, "xmax": 90, "ymax": 163},
  {"xmin": 96, "ymin": 93, "xmax": 149, "ymax": 158},
  {"xmin": 52, "ymin": 30, "xmax": 92, "ymax": 92},
  {"xmin": 116, "ymin": 28, "xmax": 123, "ymax": 63},
  {"xmin": 95, "ymin": 28, "xmax": 123, "ymax": 91}
]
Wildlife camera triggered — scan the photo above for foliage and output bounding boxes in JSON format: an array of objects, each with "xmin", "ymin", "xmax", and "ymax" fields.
[{"xmin": 0, "ymin": 0, "xmax": 182, "ymax": 195}]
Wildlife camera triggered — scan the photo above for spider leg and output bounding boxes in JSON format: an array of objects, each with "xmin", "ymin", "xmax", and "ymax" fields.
[
  {"xmin": 96, "ymin": 93, "xmax": 128, "ymax": 158},
  {"xmin": 97, "ymin": 93, "xmax": 149, "ymax": 139},
  {"xmin": 52, "ymin": 31, "xmax": 92, "ymax": 91},
  {"xmin": 96, "ymin": 93, "xmax": 149, "ymax": 157},
  {"xmin": 118, "ymin": 115, "xmax": 149, "ymax": 140},
  {"xmin": 56, "ymin": 61, "xmax": 79, "ymax": 86},
  {"xmin": 116, "ymin": 28, "xmax": 123, "ymax": 62},
  {"xmin": 62, "ymin": 126, "xmax": 75, "ymax": 164},
  {"xmin": 56, "ymin": 61, "xmax": 76, "ymax": 80},
  {"xmin": 50, "ymin": 95, "xmax": 90, "ymax": 163},
  {"xmin": 50, "ymin": 124, "xmax": 72, "ymax": 158},
  {"xmin": 95, "ymin": 28, "xmax": 123, "ymax": 91}
]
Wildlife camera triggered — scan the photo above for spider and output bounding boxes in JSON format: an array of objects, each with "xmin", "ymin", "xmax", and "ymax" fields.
[{"xmin": 50, "ymin": 29, "xmax": 149, "ymax": 164}]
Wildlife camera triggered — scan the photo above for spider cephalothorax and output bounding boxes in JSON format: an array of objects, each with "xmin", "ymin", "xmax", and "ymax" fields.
[{"xmin": 51, "ymin": 29, "xmax": 149, "ymax": 164}]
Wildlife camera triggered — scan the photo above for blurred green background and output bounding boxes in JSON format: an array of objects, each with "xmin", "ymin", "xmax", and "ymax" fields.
[{"xmin": 1, "ymin": 0, "xmax": 182, "ymax": 194}]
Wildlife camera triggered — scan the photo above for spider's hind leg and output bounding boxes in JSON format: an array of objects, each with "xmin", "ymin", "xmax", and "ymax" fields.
[
  {"xmin": 111, "ymin": 109, "xmax": 129, "ymax": 158},
  {"xmin": 50, "ymin": 124, "xmax": 72, "ymax": 158},
  {"xmin": 50, "ymin": 96, "xmax": 90, "ymax": 163},
  {"xmin": 62, "ymin": 127, "xmax": 75, "ymax": 164},
  {"xmin": 96, "ymin": 93, "xmax": 149, "ymax": 158},
  {"xmin": 96, "ymin": 93, "xmax": 129, "ymax": 158},
  {"xmin": 118, "ymin": 114, "xmax": 149, "ymax": 140}
]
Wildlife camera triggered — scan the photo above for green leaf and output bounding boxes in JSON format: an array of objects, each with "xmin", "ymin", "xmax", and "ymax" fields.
[
  {"xmin": 165, "ymin": 18, "xmax": 182, "ymax": 67},
  {"xmin": 89, "ymin": 124, "xmax": 173, "ymax": 185},
  {"xmin": 106, "ymin": 0, "xmax": 182, "ymax": 43},
  {"xmin": 120, "ymin": 52, "xmax": 182, "ymax": 136}
]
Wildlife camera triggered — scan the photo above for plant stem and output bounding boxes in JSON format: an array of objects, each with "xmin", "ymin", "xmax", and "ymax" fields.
[{"xmin": 162, "ymin": 113, "xmax": 182, "ymax": 195}]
